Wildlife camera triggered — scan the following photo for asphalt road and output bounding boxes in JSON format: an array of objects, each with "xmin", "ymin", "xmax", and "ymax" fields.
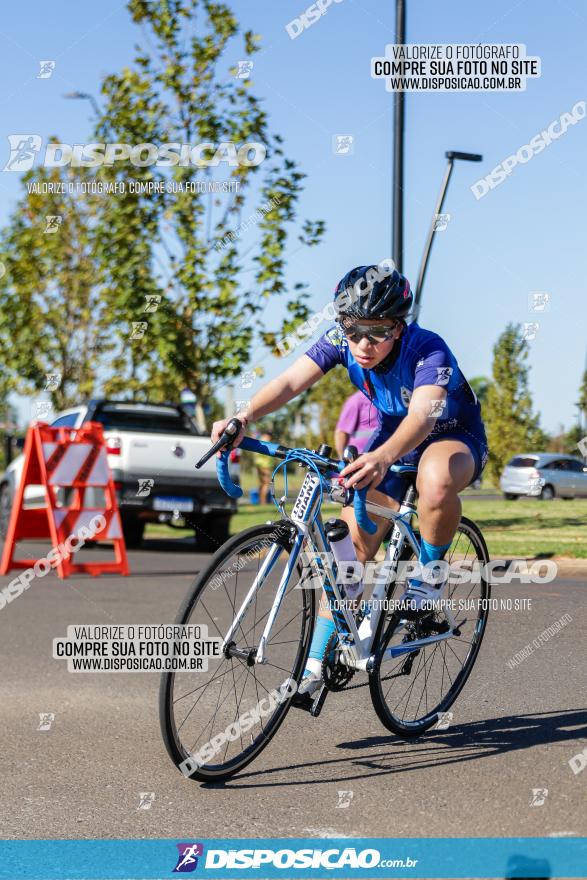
[{"xmin": 1, "ymin": 534, "xmax": 586, "ymax": 845}]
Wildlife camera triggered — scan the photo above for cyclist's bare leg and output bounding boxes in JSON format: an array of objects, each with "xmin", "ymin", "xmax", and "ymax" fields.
[
  {"xmin": 342, "ymin": 488, "xmax": 400, "ymax": 562},
  {"xmin": 316, "ymin": 441, "xmax": 475, "ymax": 620},
  {"xmin": 415, "ymin": 440, "xmax": 475, "ymax": 545},
  {"xmin": 317, "ymin": 489, "xmax": 399, "ymax": 621}
]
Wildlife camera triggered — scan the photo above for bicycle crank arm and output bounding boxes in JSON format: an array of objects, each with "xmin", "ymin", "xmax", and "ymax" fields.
[{"xmin": 310, "ymin": 685, "xmax": 329, "ymax": 717}]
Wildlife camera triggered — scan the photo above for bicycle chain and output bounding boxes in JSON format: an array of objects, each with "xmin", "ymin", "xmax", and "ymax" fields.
[
  {"xmin": 321, "ymin": 633, "xmax": 406, "ymax": 692},
  {"xmin": 321, "ymin": 612, "xmax": 419, "ymax": 692}
]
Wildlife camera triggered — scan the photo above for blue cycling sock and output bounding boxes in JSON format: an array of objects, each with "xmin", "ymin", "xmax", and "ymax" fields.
[
  {"xmin": 303, "ymin": 616, "xmax": 336, "ymax": 677},
  {"xmin": 411, "ymin": 538, "xmax": 452, "ymax": 588},
  {"xmin": 419, "ymin": 537, "xmax": 452, "ymax": 566}
]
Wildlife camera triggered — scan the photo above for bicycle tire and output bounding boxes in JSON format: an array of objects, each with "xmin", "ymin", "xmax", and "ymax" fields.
[
  {"xmin": 369, "ymin": 516, "xmax": 491, "ymax": 737},
  {"xmin": 160, "ymin": 522, "xmax": 315, "ymax": 782}
]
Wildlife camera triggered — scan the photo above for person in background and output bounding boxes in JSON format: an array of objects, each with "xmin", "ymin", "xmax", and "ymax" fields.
[
  {"xmin": 254, "ymin": 430, "xmax": 274, "ymax": 504},
  {"xmin": 334, "ymin": 390, "xmax": 377, "ymax": 458}
]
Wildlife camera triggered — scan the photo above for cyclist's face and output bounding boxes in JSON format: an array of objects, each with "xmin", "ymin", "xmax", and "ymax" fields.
[{"xmin": 343, "ymin": 318, "xmax": 403, "ymax": 369}]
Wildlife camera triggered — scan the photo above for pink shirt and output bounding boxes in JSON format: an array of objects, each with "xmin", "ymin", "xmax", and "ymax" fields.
[{"xmin": 336, "ymin": 391, "xmax": 377, "ymax": 453}]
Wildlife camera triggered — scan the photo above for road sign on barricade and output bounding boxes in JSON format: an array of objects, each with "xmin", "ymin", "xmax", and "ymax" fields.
[{"xmin": 0, "ymin": 421, "xmax": 129, "ymax": 579}]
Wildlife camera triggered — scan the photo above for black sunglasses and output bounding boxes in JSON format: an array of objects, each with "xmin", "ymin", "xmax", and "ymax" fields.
[{"xmin": 341, "ymin": 321, "xmax": 401, "ymax": 344}]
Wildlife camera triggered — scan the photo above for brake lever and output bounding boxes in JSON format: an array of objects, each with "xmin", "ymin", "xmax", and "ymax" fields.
[{"xmin": 195, "ymin": 418, "xmax": 243, "ymax": 469}]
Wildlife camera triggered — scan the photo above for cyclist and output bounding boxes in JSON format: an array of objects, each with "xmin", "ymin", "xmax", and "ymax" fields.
[{"xmin": 211, "ymin": 264, "xmax": 488, "ymax": 697}]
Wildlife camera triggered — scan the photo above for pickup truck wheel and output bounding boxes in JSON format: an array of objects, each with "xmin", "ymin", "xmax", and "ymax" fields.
[
  {"xmin": 194, "ymin": 514, "xmax": 231, "ymax": 553},
  {"xmin": 122, "ymin": 517, "xmax": 145, "ymax": 548}
]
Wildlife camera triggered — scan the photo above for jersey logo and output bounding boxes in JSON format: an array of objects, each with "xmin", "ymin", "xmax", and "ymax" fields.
[
  {"xmin": 436, "ymin": 366, "xmax": 453, "ymax": 386},
  {"xmin": 326, "ymin": 326, "xmax": 345, "ymax": 348}
]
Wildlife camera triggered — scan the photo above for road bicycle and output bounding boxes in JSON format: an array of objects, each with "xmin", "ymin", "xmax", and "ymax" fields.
[{"xmin": 160, "ymin": 419, "xmax": 491, "ymax": 782}]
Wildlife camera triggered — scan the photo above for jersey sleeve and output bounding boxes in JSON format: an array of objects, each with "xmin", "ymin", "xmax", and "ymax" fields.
[
  {"xmin": 412, "ymin": 336, "xmax": 456, "ymax": 390},
  {"xmin": 304, "ymin": 326, "xmax": 346, "ymax": 374}
]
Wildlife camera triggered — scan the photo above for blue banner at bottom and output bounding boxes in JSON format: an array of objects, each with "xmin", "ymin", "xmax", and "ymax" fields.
[{"xmin": 0, "ymin": 837, "xmax": 585, "ymax": 879}]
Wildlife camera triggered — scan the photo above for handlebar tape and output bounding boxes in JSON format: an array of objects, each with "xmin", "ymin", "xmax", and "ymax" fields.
[
  {"xmin": 216, "ymin": 450, "xmax": 243, "ymax": 499},
  {"xmin": 353, "ymin": 487, "xmax": 377, "ymax": 535},
  {"xmin": 216, "ymin": 445, "xmax": 377, "ymax": 533}
]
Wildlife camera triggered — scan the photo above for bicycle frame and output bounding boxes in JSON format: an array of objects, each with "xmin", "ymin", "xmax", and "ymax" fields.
[{"xmin": 221, "ymin": 460, "xmax": 460, "ymax": 676}]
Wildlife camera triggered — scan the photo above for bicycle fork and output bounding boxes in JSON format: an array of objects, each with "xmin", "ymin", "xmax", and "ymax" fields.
[{"xmin": 220, "ymin": 532, "xmax": 306, "ymax": 666}]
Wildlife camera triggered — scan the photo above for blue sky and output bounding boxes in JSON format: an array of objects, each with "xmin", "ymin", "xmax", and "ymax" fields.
[{"xmin": 0, "ymin": 0, "xmax": 586, "ymax": 434}]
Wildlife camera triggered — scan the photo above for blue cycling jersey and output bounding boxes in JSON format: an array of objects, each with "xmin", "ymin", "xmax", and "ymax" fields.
[{"xmin": 305, "ymin": 321, "xmax": 484, "ymax": 439}]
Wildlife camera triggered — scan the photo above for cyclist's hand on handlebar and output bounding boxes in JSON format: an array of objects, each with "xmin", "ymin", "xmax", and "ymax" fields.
[
  {"xmin": 339, "ymin": 450, "xmax": 391, "ymax": 491},
  {"xmin": 211, "ymin": 416, "xmax": 248, "ymax": 456}
]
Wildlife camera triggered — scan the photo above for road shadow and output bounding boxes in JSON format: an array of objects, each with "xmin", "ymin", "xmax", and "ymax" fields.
[
  {"xmin": 0, "ymin": 536, "xmax": 209, "ymax": 582},
  {"xmin": 81, "ymin": 536, "xmax": 202, "ymax": 553},
  {"xmin": 204, "ymin": 708, "xmax": 587, "ymax": 789},
  {"xmin": 138, "ymin": 536, "xmax": 202, "ymax": 553}
]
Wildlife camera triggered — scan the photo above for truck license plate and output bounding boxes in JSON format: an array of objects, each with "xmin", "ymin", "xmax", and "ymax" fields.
[{"xmin": 153, "ymin": 496, "xmax": 194, "ymax": 512}]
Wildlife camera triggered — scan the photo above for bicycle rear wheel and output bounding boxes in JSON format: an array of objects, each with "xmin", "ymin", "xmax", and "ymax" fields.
[
  {"xmin": 159, "ymin": 522, "xmax": 315, "ymax": 782},
  {"xmin": 369, "ymin": 516, "xmax": 490, "ymax": 737}
]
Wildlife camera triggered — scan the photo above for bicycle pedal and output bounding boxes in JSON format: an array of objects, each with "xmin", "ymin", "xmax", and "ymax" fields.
[
  {"xmin": 290, "ymin": 692, "xmax": 315, "ymax": 714},
  {"xmin": 290, "ymin": 686, "xmax": 327, "ymax": 716}
]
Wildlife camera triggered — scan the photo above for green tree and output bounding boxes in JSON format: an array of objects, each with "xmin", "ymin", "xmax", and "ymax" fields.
[
  {"xmin": 562, "ymin": 367, "xmax": 587, "ymax": 456},
  {"xmin": 93, "ymin": 0, "xmax": 324, "ymax": 423},
  {"xmin": 0, "ymin": 379, "xmax": 19, "ymax": 471},
  {"xmin": 484, "ymin": 324, "xmax": 548, "ymax": 483},
  {"xmin": 259, "ymin": 367, "xmax": 358, "ymax": 452},
  {"xmin": 469, "ymin": 375, "xmax": 490, "ymax": 409},
  {"xmin": 578, "ymin": 367, "xmax": 587, "ymax": 419},
  {"xmin": 306, "ymin": 368, "xmax": 359, "ymax": 450},
  {"xmin": 0, "ymin": 158, "xmax": 110, "ymax": 411}
]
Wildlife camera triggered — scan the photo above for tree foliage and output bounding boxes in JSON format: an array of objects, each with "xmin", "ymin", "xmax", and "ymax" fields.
[
  {"xmin": 0, "ymin": 158, "xmax": 109, "ymax": 411},
  {"xmin": 0, "ymin": 0, "xmax": 324, "ymax": 428},
  {"xmin": 261, "ymin": 367, "xmax": 357, "ymax": 452},
  {"xmin": 562, "ymin": 368, "xmax": 587, "ymax": 456},
  {"xmin": 468, "ymin": 375, "xmax": 490, "ymax": 410},
  {"xmin": 484, "ymin": 324, "xmax": 548, "ymax": 483},
  {"xmin": 93, "ymin": 0, "xmax": 324, "ymax": 418}
]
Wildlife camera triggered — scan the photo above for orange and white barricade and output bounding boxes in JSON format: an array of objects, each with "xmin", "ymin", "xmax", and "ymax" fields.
[{"xmin": 0, "ymin": 421, "xmax": 129, "ymax": 579}]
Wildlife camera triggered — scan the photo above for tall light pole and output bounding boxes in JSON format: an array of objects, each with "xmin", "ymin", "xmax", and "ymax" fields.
[
  {"xmin": 411, "ymin": 150, "xmax": 483, "ymax": 323},
  {"xmin": 392, "ymin": 0, "xmax": 406, "ymax": 272}
]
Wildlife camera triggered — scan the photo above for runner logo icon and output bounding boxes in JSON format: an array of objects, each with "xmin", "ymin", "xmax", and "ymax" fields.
[{"xmin": 173, "ymin": 843, "xmax": 204, "ymax": 872}]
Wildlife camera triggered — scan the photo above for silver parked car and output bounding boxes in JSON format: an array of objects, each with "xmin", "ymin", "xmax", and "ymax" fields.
[{"xmin": 500, "ymin": 453, "xmax": 587, "ymax": 500}]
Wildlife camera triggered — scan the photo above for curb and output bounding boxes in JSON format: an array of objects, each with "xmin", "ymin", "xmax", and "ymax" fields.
[
  {"xmin": 501, "ymin": 556, "xmax": 587, "ymax": 578},
  {"xmin": 541, "ymin": 557, "xmax": 587, "ymax": 577}
]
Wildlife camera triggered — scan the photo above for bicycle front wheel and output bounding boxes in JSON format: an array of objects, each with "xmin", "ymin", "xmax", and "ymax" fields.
[
  {"xmin": 369, "ymin": 516, "xmax": 491, "ymax": 737},
  {"xmin": 160, "ymin": 522, "xmax": 315, "ymax": 782}
]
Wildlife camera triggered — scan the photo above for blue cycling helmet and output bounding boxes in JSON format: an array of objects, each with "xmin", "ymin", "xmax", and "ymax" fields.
[{"xmin": 333, "ymin": 264, "xmax": 413, "ymax": 321}]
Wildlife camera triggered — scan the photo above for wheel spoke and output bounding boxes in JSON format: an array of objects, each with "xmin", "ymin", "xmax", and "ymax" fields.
[
  {"xmin": 165, "ymin": 526, "xmax": 310, "ymax": 775},
  {"xmin": 440, "ymin": 641, "xmax": 454, "ymax": 687},
  {"xmin": 174, "ymin": 661, "xmax": 233, "ymax": 705}
]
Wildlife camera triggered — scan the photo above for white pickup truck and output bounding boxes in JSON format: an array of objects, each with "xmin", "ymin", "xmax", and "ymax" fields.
[{"xmin": 0, "ymin": 399, "xmax": 240, "ymax": 549}]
